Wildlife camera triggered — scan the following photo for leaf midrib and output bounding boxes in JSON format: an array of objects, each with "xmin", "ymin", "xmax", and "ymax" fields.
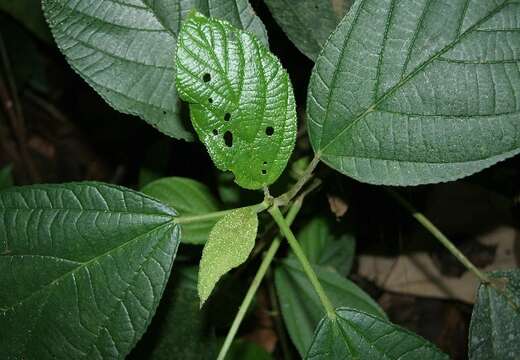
[
  {"xmin": 0, "ymin": 221, "xmax": 176, "ymax": 312},
  {"xmin": 318, "ymin": 0, "xmax": 512, "ymax": 154}
]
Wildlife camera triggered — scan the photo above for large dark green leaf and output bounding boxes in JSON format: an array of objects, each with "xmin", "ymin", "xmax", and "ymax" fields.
[
  {"xmin": 275, "ymin": 260, "xmax": 385, "ymax": 357},
  {"xmin": 307, "ymin": 308, "xmax": 448, "ymax": 359},
  {"xmin": 264, "ymin": 0, "xmax": 352, "ymax": 60},
  {"xmin": 142, "ymin": 177, "xmax": 220, "ymax": 244},
  {"xmin": 41, "ymin": 0, "xmax": 267, "ymax": 140},
  {"xmin": 129, "ymin": 266, "xmax": 217, "ymax": 360},
  {"xmin": 176, "ymin": 11, "xmax": 297, "ymax": 189},
  {"xmin": 307, "ymin": 0, "xmax": 520, "ymax": 186},
  {"xmin": 0, "ymin": 183, "xmax": 180, "ymax": 359},
  {"xmin": 469, "ymin": 269, "xmax": 520, "ymax": 360},
  {"xmin": 297, "ymin": 217, "xmax": 355, "ymax": 275}
]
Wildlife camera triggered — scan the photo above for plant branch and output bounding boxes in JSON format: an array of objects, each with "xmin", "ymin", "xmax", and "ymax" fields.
[
  {"xmin": 275, "ymin": 154, "xmax": 320, "ymax": 206},
  {"xmin": 216, "ymin": 200, "xmax": 302, "ymax": 360},
  {"xmin": 388, "ymin": 189, "xmax": 492, "ymax": 285},
  {"xmin": 268, "ymin": 205, "xmax": 336, "ymax": 319},
  {"xmin": 174, "ymin": 201, "xmax": 270, "ymax": 225}
]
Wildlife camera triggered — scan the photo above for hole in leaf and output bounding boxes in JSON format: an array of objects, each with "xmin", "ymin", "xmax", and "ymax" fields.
[
  {"xmin": 212, "ymin": 129, "xmax": 218, "ymax": 135},
  {"xmin": 203, "ymin": 73, "xmax": 211, "ymax": 82},
  {"xmin": 162, "ymin": 111, "xmax": 167, "ymax": 115},
  {"xmin": 224, "ymin": 113, "xmax": 231, "ymax": 121},
  {"xmin": 208, "ymin": 98, "xmax": 213, "ymax": 103},
  {"xmin": 224, "ymin": 131, "xmax": 233, "ymax": 147},
  {"xmin": 262, "ymin": 169, "xmax": 267, "ymax": 175},
  {"xmin": 265, "ymin": 126, "xmax": 274, "ymax": 136},
  {"xmin": 263, "ymin": 161, "xmax": 267, "ymax": 166}
]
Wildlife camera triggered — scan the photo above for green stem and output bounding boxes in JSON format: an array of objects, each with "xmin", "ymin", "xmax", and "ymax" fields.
[
  {"xmin": 216, "ymin": 201, "xmax": 302, "ymax": 360},
  {"xmin": 268, "ymin": 205, "xmax": 336, "ymax": 319},
  {"xmin": 388, "ymin": 189, "xmax": 492, "ymax": 285},
  {"xmin": 275, "ymin": 154, "xmax": 320, "ymax": 206},
  {"xmin": 175, "ymin": 201, "xmax": 269, "ymax": 225}
]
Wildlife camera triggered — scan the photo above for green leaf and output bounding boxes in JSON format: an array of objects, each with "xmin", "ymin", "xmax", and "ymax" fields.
[
  {"xmin": 129, "ymin": 266, "xmax": 217, "ymax": 360},
  {"xmin": 0, "ymin": 165, "xmax": 13, "ymax": 191},
  {"xmin": 142, "ymin": 177, "xmax": 220, "ymax": 244},
  {"xmin": 0, "ymin": 0, "xmax": 52, "ymax": 43},
  {"xmin": 306, "ymin": 308, "xmax": 448, "ymax": 359},
  {"xmin": 42, "ymin": 0, "xmax": 267, "ymax": 141},
  {"xmin": 469, "ymin": 269, "xmax": 520, "ymax": 360},
  {"xmin": 264, "ymin": 0, "xmax": 352, "ymax": 60},
  {"xmin": 297, "ymin": 217, "xmax": 355, "ymax": 275},
  {"xmin": 0, "ymin": 183, "xmax": 180, "ymax": 359},
  {"xmin": 275, "ymin": 260, "xmax": 386, "ymax": 357},
  {"xmin": 176, "ymin": 11, "xmax": 297, "ymax": 190},
  {"xmin": 198, "ymin": 207, "xmax": 258, "ymax": 305},
  {"xmin": 307, "ymin": 0, "xmax": 520, "ymax": 186},
  {"xmin": 227, "ymin": 340, "xmax": 273, "ymax": 360}
]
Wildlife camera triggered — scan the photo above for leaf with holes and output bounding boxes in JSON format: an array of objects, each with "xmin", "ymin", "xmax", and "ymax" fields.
[
  {"xmin": 41, "ymin": 0, "xmax": 267, "ymax": 140},
  {"xmin": 0, "ymin": 183, "xmax": 180, "ymax": 359},
  {"xmin": 264, "ymin": 0, "xmax": 352, "ymax": 60},
  {"xmin": 307, "ymin": 308, "xmax": 448, "ymax": 359},
  {"xmin": 176, "ymin": 11, "xmax": 297, "ymax": 190},
  {"xmin": 142, "ymin": 177, "xmax": 220, "ymax": 245},
  {"xmin": 275, "ymin": 259, "xmax": 386, "ymax": 357},
  {"xmin": 307, "ymin": 0, "xmax": 520, "ymax": 186},
  {"xmin": 469, "ymin": 269, "xmax": 520, "ymax": 360},
  {"xmin": 198, "ymin": 207, "xmax": 258, "ymax": 305}
]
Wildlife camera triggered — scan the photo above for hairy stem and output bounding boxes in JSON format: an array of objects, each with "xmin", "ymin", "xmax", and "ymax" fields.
[
  {"xmin": 175, "ymin": 201, "xmax": 270, "ymax": 225},
  {"xmin": 388, "ymin": 189, "xmax": 492, "ymax": 284},
  {"xmin": 275, "ymin": 154, "xmax": 320, "ymax": 206},
  {"xmin": 268, "ymin": 205, "xmax": 336, "ymax": 319},
  {"xmin": 216, "ymin": 200, "xmax": 302, "ymax": 360}
]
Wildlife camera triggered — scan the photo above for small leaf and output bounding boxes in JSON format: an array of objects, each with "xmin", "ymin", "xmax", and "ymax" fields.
[
  {"xmin": 129, "ymin": 266, "xmax": 217, "ymax": 360},
  {"xmin": 275, "ymin": 260, "xmax": 385, "ymax": 356},
  {"xmin": 307, "ymin": 0, "xmax": 520, "ymax": 185},
  {"xmin": 0, "ymin": 183, "xmax": 181, "ymax": 359},
  {"xmin": 142, "ymin": 177, "xmax": 220, "ymax": 244},
  {"xmin": 469, "ymin": 269, "xmax": 520, "ymax": 360},
  {"xmin": 297, "ymin": 217, "xmax": 355, "ymax": 275},
  {"xmin": 264, "ymin": 0, "xmax": 352, "ymax": 60},
  {"xmin": 307, "ymin": 308, "xmax": 448, "ymax": 359},
  {"xmin": 176, "ymin": 11, "xmax": 297, "ymax": 189},
  {"xmin": 41, "ymin": 0, "xmax": 267, "ymax": 140},
  {"xmin": 198, "ymin": 207, "xmax": 258, "ymax": 305},
  {"xmin": 0, "ymin": 165, "xmax": 13, "ymax": 191}
]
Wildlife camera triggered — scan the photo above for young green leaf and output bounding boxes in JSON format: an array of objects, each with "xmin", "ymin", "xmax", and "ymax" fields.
[
  {"xmin": 469, "ymin": 270, "xmax": 520, "ymax": 360},
  {"xmin": 41, "ymin": 0, "xmax": 267, "ymax": 140},
  {"xmin": 0, "ymin": 165, "xmax": 13, "ymax": 190},
  {"xmin": 0, "ymin": 183, "xmax": 180, "ymax": 359},
  {"xmin": 307, "ymin": 308, "xmax": 448, "ymax": 359},
  {"xmin": 142, "ymin": 177, "xmax": 220, "ymax": 244},
  {"xmin": 264, "ymin": 0, "xmax": 352, "ymax": 60},
  {"xmin": 307, "ymin": 0, "xmax": 520, "ymax": 186},
  {"xmin": 129, "ymin": 266, "xmax": 217, "ymax": 360},
  {"xmin": 275, "ymin": 259, "xmax": 386, "ymax": 356},
  {"xmin": 176, "ymin": 11, "xmax": 297, "ymax": 190},
  {"xmin": 297, "ymin": 217, "xmax": 355, "ymax": 275},
  {"xmin": 198, "ymin": 207, "xmax": 258, "ymax": 305}
]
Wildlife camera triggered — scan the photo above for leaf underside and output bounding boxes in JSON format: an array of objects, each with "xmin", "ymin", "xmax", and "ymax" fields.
[
  {"xmin": 275, "ymin": 260, "xmax": 385, "ymax": 357},
  {"xmin": 41, "ymin": 0, "xmax": 267, "ymax": 140},
  {"xmin": 142, "ymin": 177, "xmax": 220, "ymax": 244},
  {"xmin": 307, "ymin": 0, "xmax": 520, "ymax": 186},
  {"xmin": 0, "ymin": 183, "xmax": 180, "ymax": 359},
  {"xmin": 469, "ymin": 270, "xmax": 520, "ymax": 360},
  {"xmin": 198, "ymin": 207, "xmax": 258, "ymax": 305},
  {"xmin": 306, "ymin": 308, "xmax": 448, "ymax": 359},
  {"xmin": 176, "ymin": 11, "xmax": 297, "ymax": 189},
  {"xmin": 264, "ymin": 0, "xmax": 352, "ymax": 60}
]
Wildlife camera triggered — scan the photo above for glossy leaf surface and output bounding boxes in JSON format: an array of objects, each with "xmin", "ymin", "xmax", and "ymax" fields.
[
  {"xmin": 297, "ymin": 217, "xmax": 355, "ymax": 275},
  {"xmin": 307, "ymin": 0, "xmax": 520, "ymax": 185},
  {"xmin": 469, "ymin": 270, "xmax": 520, "ymax": 360},
  {"xmin": 264, "ymin": 0, "xmax": 352, "ymax": 60},
  {"xmin": 142, "ymin": 177, "xmax": 220, "ymax": 244},
  {"xmin": 275, "ymin": 260, "xmax": 385, "ymax": 356},
  {"xmin": 176, "ymin": 11, "xmax": 297, "ymax": 189},
  {"xmin": 307, "ymin": 308, "xmax": 448, "ymax": 359},
  {"xmin": 0, "ymin": 183, "xmax": 180, "ymax": 359},
  {"xmin": 198, "ymin": 207, "xmax": 258, "ymax": 305},
  {"xmin": 42, "ymin": 0, "xmax": 267, "ymax": 140}
]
